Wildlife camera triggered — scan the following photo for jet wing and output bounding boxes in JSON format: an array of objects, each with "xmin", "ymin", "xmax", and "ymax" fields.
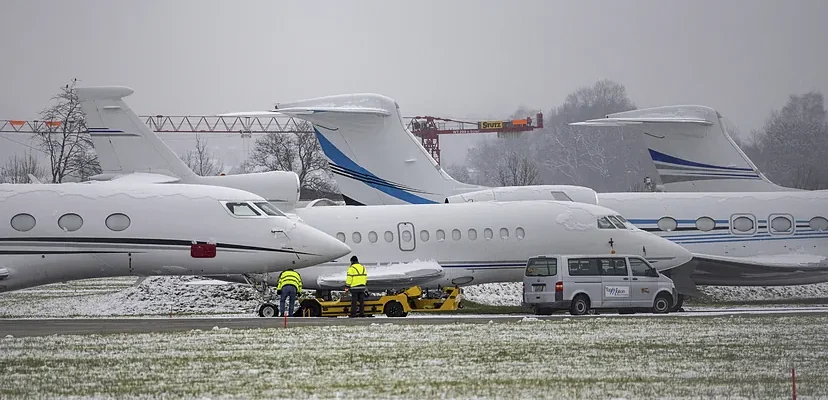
[
  {"xmin": 90, "ymin": 172, "xmax": 181, "ymax": 184},
  {"xmin": 316, "ymin": 260, "xmax": 444, "ymax": 290},
  {"xmin": 690, "ymin": 253, "xmax": 828, "ymax": 286}
]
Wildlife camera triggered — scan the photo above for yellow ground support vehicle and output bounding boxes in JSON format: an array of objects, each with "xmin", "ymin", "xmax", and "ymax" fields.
[{"xmin": 296, "ymin": 286, "xmax": 462, "ymax": 317}]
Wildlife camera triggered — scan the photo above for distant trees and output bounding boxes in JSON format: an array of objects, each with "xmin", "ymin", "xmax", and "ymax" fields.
[
  {"xmin": 740, "ymin": 91, "xmax": 828, "ymax": 189},
  {"xmin": 35, "ymin": 79, "xmax": 101, "ymax": 182},
  {"xmin": 181, "ymin": 135, "xmax": 224, "ymax": 176},
  {"xmin": 0, "ymin": 151, "xmax": 45, "ymax": 183},
  {"xmin": 247, "ymin": 130, "xmax": 336, "ymax": 192},
  {"xmin": 466, "ymin": 79, "xmax": 652, "ymax": 191}
]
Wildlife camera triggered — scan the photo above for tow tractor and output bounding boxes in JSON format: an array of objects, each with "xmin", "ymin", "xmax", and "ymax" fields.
[{"xmin": 257, "ymin": 285, "xmax": 463, "ymax": 317}]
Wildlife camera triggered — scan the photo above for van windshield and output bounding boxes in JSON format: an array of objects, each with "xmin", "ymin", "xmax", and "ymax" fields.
[{"xmin": 526, "ymin": 258, "xmax": 557, "ymax": 277}]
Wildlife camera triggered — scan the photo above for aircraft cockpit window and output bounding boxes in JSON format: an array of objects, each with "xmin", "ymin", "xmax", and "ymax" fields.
[
  {"xmin": 549, "ymin": 191, "xmax": 572, "ymax": 201},
  {"xmin": 615, "ymin": 215, "xmax": 628, "ymax": 223},
  {"xmin": 224, "ymin": 202, "xmax": 261, "ymax": 217},
  {"xmin": 607, "ymin": 215, "xmax": 626, "ymax": 229},
  {"xmin": 254, "ymin": 202, "xmax": 286, "ymax": 217},
  {"xmin": 597, "ymin": 217, "xmax": 615, "ymax": 229}
]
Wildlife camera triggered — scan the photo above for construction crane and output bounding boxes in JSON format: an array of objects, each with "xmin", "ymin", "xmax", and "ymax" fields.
[
  {"xmin": 406, "ymin": 113, "xmax": 543, "ymax": 165},
  {"xmin": 1, "ymin": 112, "xmax": 543, "ymax": 165}
]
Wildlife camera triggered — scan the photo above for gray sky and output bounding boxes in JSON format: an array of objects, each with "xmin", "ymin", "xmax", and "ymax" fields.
[{"xmin": 2, "ymin": 0, "xmax": 827, "ymax": 166}]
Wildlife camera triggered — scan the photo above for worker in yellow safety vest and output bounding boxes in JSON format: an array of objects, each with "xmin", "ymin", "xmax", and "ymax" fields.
[
  {"xmin": 277, "ymin": 269, "xmax": 302, "ymax": 317},
  {"xmin": 345, "ymin": 255, "xmax": 368, "ymax": 317}
]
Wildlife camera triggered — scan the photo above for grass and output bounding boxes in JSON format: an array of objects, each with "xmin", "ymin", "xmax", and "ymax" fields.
[{"xmin": 2, "ymin": 313, "xmax": 827, "ymax": 399}]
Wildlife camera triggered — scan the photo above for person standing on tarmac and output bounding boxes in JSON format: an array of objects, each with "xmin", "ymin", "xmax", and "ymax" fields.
[
  {"xmin": 277, "ymin": 268, "xmax": 302, "ymax": 317},
  {"xmin": 345, "ymin": 255, "xmax": 368, "ymax": 318}
]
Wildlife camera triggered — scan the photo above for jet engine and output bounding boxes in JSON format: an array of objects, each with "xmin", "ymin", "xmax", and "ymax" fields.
[{"xmin": 444, "ymin": 185, "xmax": 599, "ymax": 205}]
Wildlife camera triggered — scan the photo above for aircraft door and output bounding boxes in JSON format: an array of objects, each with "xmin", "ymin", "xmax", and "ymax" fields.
[{"xmin": 397, "ymin": 222, "xmax": 416, "ymax": 251}]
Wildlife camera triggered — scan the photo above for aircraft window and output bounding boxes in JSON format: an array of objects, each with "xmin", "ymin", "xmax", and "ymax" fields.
[
  {"xmin": 500, "ymin": 228, "xmax": 509, "ymax": 240},
  {"xmin": 402, "ymin": 230, "xmax": 412, "ymax": 242},
  {"xmin": 420, "ymin": 230, "xmax": 429, "ymax": 242},
  {"xmin": 657, "ymin": 217, "xmax": 677, "ymax": 232},
  {"xmin": 105, "ymin": 213, "xmax": 131, "ymax": 232},
  {"xmin": 516, "ymin": 227, "xmax": 525, "ymax": 239},
  {"xmin": 254, "ymin": 202, "xmax": 286, "ymax": 217},
  {"xmin": 384, "ymin": 231, "xmax": 394, "ymax": 243},
  {"xmin": 484, "ymin": 228, "xmax": 493, "ymax": 240},
  {"xmin": 368, "ymin": 231, "xmax": 378, "ymax": 243},
  {"xmin": 597, "ymin": 217, "xmax": 615, "ymax": 229},
  {"xmin": 770, "ymin": 216, "xmax": 793, "ymax": 234},
  {"xmin": 616, "ymin": 215, "xmax": 628, "ymax": 223},
  {"xmin": 352, "ymin": 232, "xmax": 362, "ymax": 243},
  {"xmin": 809, "ymin": 217, "xmax": 828, "ymax": 232},
  {"xmin": 452, "ymin": 229, "xmax": 461, "ymax": 241},
  {"xmin": 58, "ymin": 213, "xmax": 83, "ymax": 232},
  {"xmin": 629, "ymin": 258, "xmax": 658, "ymax": 277},
  {"xmin": 10, "ymin": 213, "xmax": 36, "ymax": 232},
  {"xmin": 607, "ymin": 216, "xmax": 626, "ymax": 229},
  {"xmin": 436, "ymin": 229, "xmax": 445, "ymax": 241},
  {"xmin": 695, "ymin": 217, "xmax": 716, "ymax": 232},
  {"xmin": 468, "ymin": 228, "xmax": 477, "ymax": 240},
  {"xmin": 224, "ymin": 202, "xmax": 261, "ymax": 217},
  {"xmin": 568, "ymin": 258, "xmax": 600, "ymax": 276},
  {"xmin": 336, "ymin": 232, "xmax": 346, "ymax": 242},
  {"xmin": 732, "ymin": 216, "xmax": 755, "ymax": 233},
  {"xmin": 526, "ymin": 258, "xmax": 557, "ymax": 277}
]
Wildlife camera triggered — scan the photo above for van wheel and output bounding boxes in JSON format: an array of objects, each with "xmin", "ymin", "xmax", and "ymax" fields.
[
  {"xmin": 653, "ymin": 293, "xmax": 672, "ymax": 314},
  {"xmin": 570, "ymin": 295, "xmax": 590, "ymax": 316}
]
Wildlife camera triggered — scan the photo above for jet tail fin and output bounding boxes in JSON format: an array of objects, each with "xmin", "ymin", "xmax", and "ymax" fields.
[
  {"xmin": 225, "ymin": 93, "xmax": 482, "ymax": 205},
  {"xmin": 76, "ymin": 86, "xmax": 197, "ymax": 180},
  {"xmin": 572, "ymin": 105, "xmax": 789, "ymax": 192}
]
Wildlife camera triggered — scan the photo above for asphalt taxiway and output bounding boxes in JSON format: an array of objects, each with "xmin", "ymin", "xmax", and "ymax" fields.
[{"xmin": 2, "ymin": 307, "xmax": 828, "ymax": 337}]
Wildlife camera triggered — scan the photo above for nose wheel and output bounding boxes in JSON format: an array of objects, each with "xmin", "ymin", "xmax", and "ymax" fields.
[
  {"xmin": 258, "ymin": 303, "xmax": 279, "ymax": 317},
  {"xmin": 242, "ymin": 273, "xmax": 281, "ymax": 318}
]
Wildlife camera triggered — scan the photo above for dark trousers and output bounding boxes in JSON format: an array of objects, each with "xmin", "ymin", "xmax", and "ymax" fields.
[
  {"xmin": 280, "ymin": 285, "xmax": 297, "ymax": 317},
  {"xmin": 350, "ymin": 287, "xmax": 366, "ymax": 317}
]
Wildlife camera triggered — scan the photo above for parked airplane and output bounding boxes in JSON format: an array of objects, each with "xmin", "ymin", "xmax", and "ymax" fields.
[
  {"xmin": 77, "ymin": 86, "xmax": 695, "ymax": 303},
  {"xmin": 0, "ymin": 182, "xmax": 351, "ymax": 293},
  {"xmin": 569, "ymin": 105, "xmax": 790, "ymax": 192},
  {"xmin": 223, "ymin": 93, "xmax": 828, "ymax": 288}
]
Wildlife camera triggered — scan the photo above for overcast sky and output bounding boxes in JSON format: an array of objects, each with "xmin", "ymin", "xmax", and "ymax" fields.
[{"xmin": 2, "ymin": 0, "xmax": 827, "ymax": 165}]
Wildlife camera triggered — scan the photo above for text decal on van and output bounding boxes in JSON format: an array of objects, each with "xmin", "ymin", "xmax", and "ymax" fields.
[{"xmin": 604, "ymin": 286, "xmax": 630, "ymax": 298}]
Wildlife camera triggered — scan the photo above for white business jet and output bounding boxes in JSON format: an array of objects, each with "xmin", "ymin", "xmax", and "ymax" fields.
[
  {"xmin": 77, "ymin": 86, "xmax": 694, "ymax": 301},
  {"xmin": 570, "ymin": 105, "xmax": 789, "ymax": 192},
  {"xmin": 224, "ymin": 93, "xmax": 828, "ymax": 288},
  {"xmin": 0, "ymin": 182, "xmax": 351, "ymax": 294}
]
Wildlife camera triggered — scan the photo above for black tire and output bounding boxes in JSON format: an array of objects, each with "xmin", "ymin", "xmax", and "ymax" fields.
[
  {"xmin": 258, "ymin": 303, "xmax": 278, "ymax": 318},
  {"xmin": 653, "ymin": 293, "xmax": 672, "ymax": 314},
  {"xmin": 299, "ymin": 300, "xmax": 322, "ymax": 317},
  {"xmin": 384, "ymin": 301, "xmax": 407, "ymax": 317},
  {"xmin": 569, "ymin": 295, "xmax": 590, "ymax": 316}
]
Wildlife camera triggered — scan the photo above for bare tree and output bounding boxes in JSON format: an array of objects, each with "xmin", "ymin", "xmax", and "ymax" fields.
[
  {"xmin": 497, "ymin": 150, "xmax": 540, "ymax": 186},
  {"xmin": 0, "ymin": 151, "xmax": 46, "ymax": 183},
  {"xmin": 468, "ymin": 136, "xmax": 541, "ymax": 186},
  {"xmin": 181, "ymin": 135, "xmax": 224, "ymax": 176},
  {"xmin": 747, "ymin": 91, "xmax": 828, "ymax": 189},
  {"xmin": 443, "ymin": 164, "xmax": 473, "ymax": 184},
  {"xmin": 35, "ymin": 79, "xmax": 101, "ymax": 182},
  {"xmin": 248, "ymin": 132, "xmax": 335, "ymax": 192}
]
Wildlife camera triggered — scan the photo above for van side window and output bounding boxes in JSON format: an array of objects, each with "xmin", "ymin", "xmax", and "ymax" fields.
[
  {"xmin": 629, "ymin": 258, "xmax": 657, "ymax": 277},
  {"xmin": 526, "ymin": 259, "xmax": 557, "ymax": 277},
  {"xmin": 597, "ymin": 217, "xmax": 615, "ymax": 229},
  {"xmin": 568, "ymin": 258, "xmax": 600, "ymax": 276},
  {"xmin": 600, "ymin": 258, "xmax": 628, "ymax": 276}
]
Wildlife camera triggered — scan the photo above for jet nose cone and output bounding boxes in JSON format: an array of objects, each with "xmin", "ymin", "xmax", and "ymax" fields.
[{"xmin": 651, "ymin": 235, "xmax": 693, "ymax": 270}]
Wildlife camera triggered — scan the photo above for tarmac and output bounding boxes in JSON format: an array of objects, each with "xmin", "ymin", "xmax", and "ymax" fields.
[{"xmin": 2, "ymin": 307, "xmax": 828, "ymax": 337}]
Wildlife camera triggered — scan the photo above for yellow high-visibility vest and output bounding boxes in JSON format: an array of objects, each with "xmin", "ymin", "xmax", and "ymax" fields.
[
  {"xmin": 277, "ymin": 270, "xmax": 302, "ymax": 293},
  {"xmin": 346, "ymin": 263, "xmax": 367, "ymax": 288}
]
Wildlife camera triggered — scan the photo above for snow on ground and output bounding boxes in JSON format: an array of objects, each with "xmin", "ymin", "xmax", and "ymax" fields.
[
  {"xmin": 2, "ymin": 314, "xmax": 827, "ymax": 399},
  {"xmin": 463, "ymin": 282, "xmax": 828, "ymax": 306},
  {"xmin": 3, "ymin": 277, "xmax": 828, "ymax": 318}
]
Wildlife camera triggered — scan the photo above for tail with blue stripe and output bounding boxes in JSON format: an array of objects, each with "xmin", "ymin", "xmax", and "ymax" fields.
[
  {"xmin": 571, "ymin": 105, "xmax": 788, "ymax": 192},
  {"xmin": 266, "ymin": 93, "xmax": 483, "ymax": 205}
]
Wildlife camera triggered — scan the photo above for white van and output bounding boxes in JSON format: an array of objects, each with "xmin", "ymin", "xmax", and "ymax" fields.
[{"xmin": 522, "ymin": 254, "xmax": 677, "ymax": 315}]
